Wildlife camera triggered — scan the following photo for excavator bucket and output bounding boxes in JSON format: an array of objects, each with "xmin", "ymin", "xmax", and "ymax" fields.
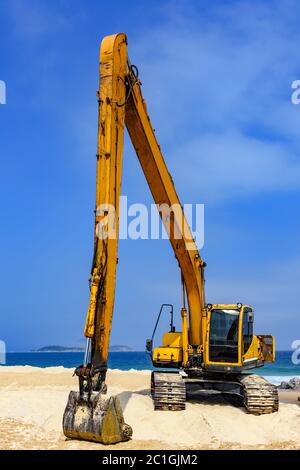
[{"xmin": 63, "ymin": 391, "xmax": 132, "ymax": 444}]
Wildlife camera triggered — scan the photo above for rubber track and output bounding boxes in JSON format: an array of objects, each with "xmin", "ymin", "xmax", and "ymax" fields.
[{"xmin": 151, "ymin": 371, "xmax": 186, "ymax": 411}]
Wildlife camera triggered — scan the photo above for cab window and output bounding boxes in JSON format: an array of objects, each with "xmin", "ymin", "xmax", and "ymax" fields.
[
  {"xmin": 242, "ymin": 308, "xmax": 253, "ymax": 354},
  {"xmin": 209, "ymin": 309, "xmax": 239, "ymax": 363}
]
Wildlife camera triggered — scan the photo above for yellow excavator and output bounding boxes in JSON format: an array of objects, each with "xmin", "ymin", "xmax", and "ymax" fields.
[{"xmin": 63, "ymin": 33, "xmax": 279, "ymax": 445}]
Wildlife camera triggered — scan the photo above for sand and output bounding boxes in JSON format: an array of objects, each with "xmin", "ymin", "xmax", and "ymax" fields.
[{"xmin": 0, "ymin": 366, "xmax": 299, "ymax": 450}]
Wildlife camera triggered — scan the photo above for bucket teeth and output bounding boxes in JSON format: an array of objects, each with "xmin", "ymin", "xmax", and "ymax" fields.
[{"xmin": 63, "ymin": 391, "xmax": 132, "ymax": 444}]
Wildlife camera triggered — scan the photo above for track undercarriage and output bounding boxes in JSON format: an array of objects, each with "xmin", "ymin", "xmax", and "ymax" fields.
[{"xmin": 151, "ymin": 370, "xmax": 279, "ymax": 415}]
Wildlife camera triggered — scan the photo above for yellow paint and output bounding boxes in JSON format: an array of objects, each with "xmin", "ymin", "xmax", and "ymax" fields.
[
  {"xmin": 153, "ymin": 347, "xmax": 183, "ymax": 364},
  {"xmin": 181, "ymin": 308, "xmax": 189, "ymax": 367},
  {"xmin": 83, "ymin": 33, "xmax": 275, "ymax": 375},
  {"xmin": 162, "ymin": 332, "xmax": 183, "ymax": 348}
]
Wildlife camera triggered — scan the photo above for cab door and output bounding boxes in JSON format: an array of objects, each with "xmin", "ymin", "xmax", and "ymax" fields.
[{"xmin": 242, "ymin": 308, "xmax": 254, "ymax": 356}]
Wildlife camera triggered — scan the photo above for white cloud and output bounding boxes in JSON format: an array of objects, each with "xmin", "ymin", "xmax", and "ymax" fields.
[
  {"xmin": 126, "ymin": 0, "xmax": 300, "ymax": 202},
  {"xmin": 171, "ymin": 130, "xmax": 300, "ymax": 202}
]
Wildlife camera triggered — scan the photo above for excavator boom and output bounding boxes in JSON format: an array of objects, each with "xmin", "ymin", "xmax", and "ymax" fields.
[{"xmin": 125, "ymin": 64, "xmax": 205, "ymax": 349}]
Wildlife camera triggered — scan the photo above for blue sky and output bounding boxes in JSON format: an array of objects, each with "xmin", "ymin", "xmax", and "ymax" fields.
[{"xmin": 0, "ymin": 0, "xmax": 299, "ymax": 351}]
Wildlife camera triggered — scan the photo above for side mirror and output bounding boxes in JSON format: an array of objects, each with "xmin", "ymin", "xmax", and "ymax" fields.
[{"xmin": 145, "ymin": 339, "xmax": 152, "ymax": 353}]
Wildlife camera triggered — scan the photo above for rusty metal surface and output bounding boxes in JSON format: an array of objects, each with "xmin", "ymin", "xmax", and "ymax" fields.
[{"xmin": 63, "ymin": 391, "xmax": 132, "ymax": 444}]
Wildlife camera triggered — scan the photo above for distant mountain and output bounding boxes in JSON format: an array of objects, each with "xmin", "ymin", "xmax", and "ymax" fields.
[
  {"xmin": 109, "ymin": 345, "xmax": 134, "ymax": 352},
  {"xmin": 31, "ymin": 345, "xmax": 134, "ymax": 352},
  {"xmin": 31, "ymin": 345, "xmax": 84, "ymax": 352}
]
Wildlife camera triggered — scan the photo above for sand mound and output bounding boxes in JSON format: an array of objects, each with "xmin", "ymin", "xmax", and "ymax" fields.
[{"xmin": 0, "ymin": 367, "xmax": 299, "ymax": 450}]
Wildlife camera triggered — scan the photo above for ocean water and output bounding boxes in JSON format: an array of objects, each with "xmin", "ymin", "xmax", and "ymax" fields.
[{"xmin": 2, "ymin": 350, "xmax": 299, "ymax": 385}]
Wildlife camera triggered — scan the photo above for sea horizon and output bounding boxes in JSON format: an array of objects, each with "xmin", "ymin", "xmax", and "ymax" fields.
[
  {"xmin": 5, "ymin": 349, "xmax": 296, "ymax": 353},
  {"xmin": 1, "ymin": 350, "xmax": 299, "ymax": 386}
]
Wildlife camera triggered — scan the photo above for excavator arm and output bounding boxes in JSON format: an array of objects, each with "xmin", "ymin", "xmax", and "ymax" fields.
[
  {"xmin": 84, "ymin": 33, "xmax": 205, "ymax": 382},
  {"xmin": 83, "ymin": 34, "xmax": 128, "ymax": 383}
]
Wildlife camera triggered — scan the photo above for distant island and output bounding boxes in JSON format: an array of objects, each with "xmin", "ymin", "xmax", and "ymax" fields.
[
  {"xmin": 109, "ymin": 345, "xmax": 134, "ymax": 352},
  {"xmin": 31, "ymin": 345, "xmax": 134, "ymax": 352}
]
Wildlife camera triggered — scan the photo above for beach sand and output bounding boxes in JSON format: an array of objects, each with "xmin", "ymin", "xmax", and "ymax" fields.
[{"xmin": 0, "ymin": 366, "xmax": 299, "ymax": 450}]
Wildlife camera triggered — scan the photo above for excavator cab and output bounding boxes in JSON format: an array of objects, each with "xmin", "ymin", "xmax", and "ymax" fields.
[
  {"xmin": 205, "ymin": 303, "xmax": 275, "ymax": 371},
  {"xmin": 148, "ymin": 302, "xmax": 275, "ymax": 372}
]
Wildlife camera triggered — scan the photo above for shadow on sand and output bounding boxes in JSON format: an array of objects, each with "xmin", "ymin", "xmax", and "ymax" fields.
[{"xmin": 116, "ymin": 388, "xmax": 244, "ymax": 411}]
